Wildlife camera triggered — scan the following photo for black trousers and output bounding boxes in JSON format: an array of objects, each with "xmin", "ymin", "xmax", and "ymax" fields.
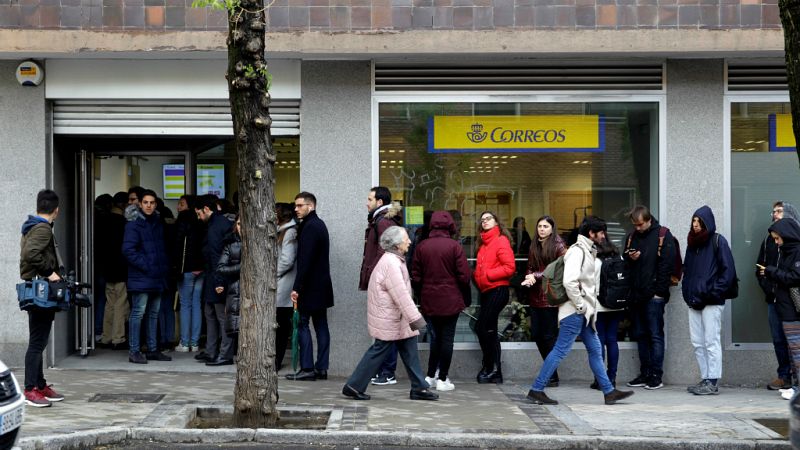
[
  {"xmin": 25, "ymin": 308, "xmax": 56, "ymax": 391},
  {"xmin": 475, "ymin": 286, "xmax": 509, "ymax": 369},
  {"xmin": 427, "ymin": 314, "xmax": 460, "ymax": 380},
  {"xmin": 530, "ymin": 306, "xmax": 559, "ymax": 381},
  {"xmin": 275, "ymin": 307, "xmax": 293, "ymax": 370}
]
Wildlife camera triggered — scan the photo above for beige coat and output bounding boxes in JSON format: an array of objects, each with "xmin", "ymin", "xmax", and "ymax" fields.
[
  {"xmin": 558, "ymin": 234, "xmax": 601, "ymax": 330},
  {"xmin": 367, "ymin": 251, "xmax": 423, "ymax": 341}
]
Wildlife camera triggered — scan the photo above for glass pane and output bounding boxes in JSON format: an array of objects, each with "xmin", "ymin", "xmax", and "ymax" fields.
[
  {"xmin": 379, "ymin": 102, "xmax": 660, "ymax": 342},
  {"xmin": 731, "ymin": 102, "xmax": 798, "ymax": 343}
]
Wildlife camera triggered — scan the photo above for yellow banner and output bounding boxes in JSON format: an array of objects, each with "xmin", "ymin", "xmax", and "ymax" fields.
[
  {"xmin": 770, "ymin": 114, "xmax": 797, "ymax": 151},
  {"xmin": 429, "ymin": 115, "xmax": 604, "ymax": 153}
]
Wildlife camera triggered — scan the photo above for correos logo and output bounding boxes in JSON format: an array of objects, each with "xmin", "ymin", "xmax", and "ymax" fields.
[
  {"xmin": 466, "ymin": 123, "xmax": 488, "ymax": 143},
  {"xmin": 466, "ymin": 122, "xmax": 567, "ymax": 144}
]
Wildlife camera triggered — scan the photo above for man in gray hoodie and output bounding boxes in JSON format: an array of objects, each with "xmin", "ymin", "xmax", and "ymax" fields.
[{"xmin": 756, "ymin": 201, "xmax": 800, "ymax": 391}]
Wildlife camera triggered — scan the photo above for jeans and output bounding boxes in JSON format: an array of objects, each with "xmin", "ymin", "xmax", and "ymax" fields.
[
  {"xmin": 205, "ymin": 302, "xmax": 234, "ymax": 360},
  {"xmin": 688, "ymin": 304, "xmax": 724, "ymax": 380},
  {"xmin": 378, "ymin": 344, "xmax": 398, "ymax": 377},
  {"xmin": 158, "ymin": 289, "xmax": 176, "ymax": 347},
  {"xmin": 179, "ymin": 273, "xmax": 204, "ymax": 347},
  {"xmin": 129, "ymin": 292, "xmax": 162, "ymax": 354},
  {"xmin": 769, "ymin": 303, "xmax": 793, "ymax": 381},
  {"xmin": 347, "ymin": 336, "xmax": 428, "ymax": 393},
  {"xmin": 475, "ymin": 286, "xmax": 509, "ymax": 369},
  {"xmin": 532, "ymin": 313, "xmax": 614, "ymax": 395},
  {"xmin": 275, "ymin": 307, "xmax": 293, "ymax": 369},
  {"xmin": 299, "ymin": 309, "xmax": 330, "ymax": 371},
  {"xmin": 596, "ymin": 310, "xmax": 623, "ymax": 381},
  {"xmin": 101, "ymin": 281, "xmax": 129, "ymax": 344},
  {"xmin": 631, "ymin": 297, "xmax": 666, "ymax": 378},
  {"xmin": 530, "ymin": 306, "xmax": 559, "ymax": 382},
  {"xmin": 25, "ymin": 308, "xmax": 55, "ymax": 390},
  {"xmin": 427, "ymin": 314, "xmax": 459, "ymax": 380}
]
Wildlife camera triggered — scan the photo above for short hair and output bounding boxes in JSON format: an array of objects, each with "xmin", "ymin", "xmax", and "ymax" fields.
[
  {"xmin": 295, "ymin": 191, "xmax": 317, "ymax": 207},
  {"xmin": 37, "ymin": 189, "xmax": 59, "ymax": 215},
  {"xmin": 141, "ymin": 189, "xmax": 158, "ymax": 202},
  {"xmin": 179, "ymin": 194, "xmax": 195, "ymax": 210},
  {"xmin": 276, "ymin": 203, "xmax": 294, "ymax": 223},
  {"xmin": 95, "ymin": 193, "xmax": 113, "ymax": 212},
  {"xmin": 216, "ymin": 198, "xmax": 235, "ymax": 214},
  {"xmin": 379, "ymin": 226, "xmax": 407, "ymax": 251},
  {"xmin": 128, "ymin": 186, "xmax": 145, "ymax": 202},
  {"xmin": 628, "ymin": 205, "xmax": 652, "ymax": 222},
  {"xmin": 578, "ymin": 216, "xmax": 607, "ymax": 237},
  {"xmin": 195, "ymin": 194, "xmax": 217, "ymax": 211},
  {"xmin": 775, "ymin": 201, "xmax": 785, "ymax": 208},
  {"xmin": 371, "ymin": 186, "xmax": 391, "ymax": 206},
  {"xmin": 113, "ymin": 192, "xmax": 129, "ymax": 207}
]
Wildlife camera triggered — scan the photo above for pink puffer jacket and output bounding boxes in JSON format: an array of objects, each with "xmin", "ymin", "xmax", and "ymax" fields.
[{"xmin": 367, "ymin": 252, "xmax": 423, "ymax": 341}]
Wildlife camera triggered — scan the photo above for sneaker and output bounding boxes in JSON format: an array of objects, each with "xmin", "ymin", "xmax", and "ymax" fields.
[
  {"xmin": 687, "ymin": 380, "xmax": 705, "ymax": 394},
  {"xmin": 782, "ymin": 387, "xmax": 797, "ymax": 400},
  {"xmin": 436, "ymin": 379, "xmax": 455, "ymax": 391},
  {"xmin": 38, "ymin": 385, "xmax": 64, "ymax": 402},
  {"xmin": 129, "ymin": 352, "xmax": 148, "ymax": 364},
  {"xmin": 768, "ymin": 377, "xmax": 792, "ymax": 390},
  {"xmin": 692, "ymin": 380, "xmax": 719, "ymax": 395},
  {"xmin": 424, "ymin": 376, "xmax": 437, "ymax": 389},
  {"xmin": 24, "ymin": 388, "xmax": 51, "ymax": 408},
  {"xmin": 174, "ymin": 344, "xmax": 190, "ymax": 353},
  {"xmin": 190, "ymin": 345, "xmax": 200, "ymax": 352},
  {"xmin": 371, "ymin": 375, "xmax": 397, "ymax": 386},
  {"xmin": 409, "ymin": 389, "xmax": 438, "ymax": 401},
  {"xmin": 604, "ymin": 389, "xmax": 635, "ymax": 405},
  {"xmin": 644, "ymin": 377, "xmax": 663, "ymax": 390},
  {"xmin": 626, "ymin": 375, "xmax": 648, "ymax": 387}
]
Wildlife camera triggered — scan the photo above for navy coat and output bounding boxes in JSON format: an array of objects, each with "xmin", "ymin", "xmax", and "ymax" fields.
[
  {"xmin": 202, "ymin": 211, "xmax": 233, "ymax": 304},
  {"xmin": 122, "ymin": 210, "xmax": 169, "ymax": 293},
  {"xmin": 682, "ymin": 205, "xmax": 737, "ymax": 308},
  {"xmin": 293, "ymin": 210, "xmax": 334, "ymax": 312}
]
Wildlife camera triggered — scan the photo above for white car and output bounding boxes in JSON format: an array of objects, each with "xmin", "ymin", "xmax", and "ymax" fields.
[{"xmin": 0, "ymin": 360, "xmax": 25, "ymax": 450}]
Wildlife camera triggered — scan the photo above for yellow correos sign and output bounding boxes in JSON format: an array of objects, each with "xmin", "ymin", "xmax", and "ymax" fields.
[
  {"xmin": 769, "ymin": 114, "xmax": 796, "ymax": 152},
  {"xmin": 428, "ymin": 115, "xmax": 605, "ymax": 153}
]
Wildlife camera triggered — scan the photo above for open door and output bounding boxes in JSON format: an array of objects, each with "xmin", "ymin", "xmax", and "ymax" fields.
[{"xmin": 76, "ymin": 149, "xmax": 94, "ymax": 356}]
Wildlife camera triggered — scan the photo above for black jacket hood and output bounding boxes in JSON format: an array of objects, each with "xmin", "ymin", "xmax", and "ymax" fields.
[
  {"xmin": 693, "ymin": 205, "xmax": 717, "ymax": 235},
  {"xmin": 769, "ymin": 218, "xmax": 800, "ymax": 251}
]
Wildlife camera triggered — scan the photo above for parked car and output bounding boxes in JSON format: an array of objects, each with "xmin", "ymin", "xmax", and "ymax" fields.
[{"xmin": 0, "ymin": 360, "xmax": 25, "ymax": 450}]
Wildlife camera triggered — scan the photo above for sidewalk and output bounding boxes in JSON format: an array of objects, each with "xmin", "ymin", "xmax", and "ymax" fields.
[{"xmin": 13, "ymin": 351, "xmax": 792, "ymax": 449}]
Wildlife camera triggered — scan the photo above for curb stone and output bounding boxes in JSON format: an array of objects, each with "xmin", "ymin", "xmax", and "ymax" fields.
[{"xmin": 16, "ymin": 427, "xmax": 128, "ymax": 450}]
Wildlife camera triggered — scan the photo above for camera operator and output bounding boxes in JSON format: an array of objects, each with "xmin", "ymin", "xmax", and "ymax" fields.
[{"xmin": 19, "ymin": 189, "xmax": 65, "ymax": 408}]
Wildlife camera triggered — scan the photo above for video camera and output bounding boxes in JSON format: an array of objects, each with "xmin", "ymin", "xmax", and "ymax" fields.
[
  {"xmin": 50, "ymin": 270, "xmax": 93, "ymax": 308},
  {"xmin": 16, "ymin": 269, "xmax": 92, "ymax": 311}
]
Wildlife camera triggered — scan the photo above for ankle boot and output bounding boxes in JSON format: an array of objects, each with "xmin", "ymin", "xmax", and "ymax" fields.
[
  {"xmin": 478, "ymin": 364, "xmax": 503, "ymax": 384},
  {"xmin": 476, "ymin": 365, "xmax": 490, "ymax": 382}
]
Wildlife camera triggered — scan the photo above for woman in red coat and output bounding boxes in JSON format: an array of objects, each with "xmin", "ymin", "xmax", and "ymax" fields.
[
  {"xmin": 473, "ymin": 210, "xmax": 516, "ymax": 384},
  {"xmin": 521, "ymin": 216, "xmax": 567, "ymax": 387}
]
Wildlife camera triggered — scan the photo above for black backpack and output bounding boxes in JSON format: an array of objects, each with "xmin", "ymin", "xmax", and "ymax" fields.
[{"xmin": 598, "ymin": 254, "xmax": 632, "ymax": 309}]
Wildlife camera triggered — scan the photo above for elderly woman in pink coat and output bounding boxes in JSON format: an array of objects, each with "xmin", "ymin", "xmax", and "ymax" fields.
[{"xmin": 342, "ymin": 226, "xmax": 438, "ymax": 401}]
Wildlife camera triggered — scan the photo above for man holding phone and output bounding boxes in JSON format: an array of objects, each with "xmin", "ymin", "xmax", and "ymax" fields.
[{"xmin": 624, "ymin": 205, "xmax": 676, "ymax": 390}]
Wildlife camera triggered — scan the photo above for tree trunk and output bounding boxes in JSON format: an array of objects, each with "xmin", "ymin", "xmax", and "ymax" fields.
[
  {"xmin": 780, "ymin": 0, "xmax": 800, "ymax": 167},
  {"xmin": 227, "ymin": 0, "xmax": 279, "ymax": 428}
]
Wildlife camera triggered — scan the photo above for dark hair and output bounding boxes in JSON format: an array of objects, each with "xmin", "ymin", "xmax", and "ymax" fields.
[
  {"xmin": 295, "ymin": 191, "xmax": 317, "ymax": 206},
  {"xmin": 276, "ymin": 203, "xmax": 294, "ymax": 224},
  {"xmin": 628, "ymin": 205, "xmax": 652, "ymax": 222},
  {"xmin": 113, "ymin": 192, "xmax": 129, "ymax": 208},
  {"xmin": 37, "ymin": 189, "xmax": 59, "ymax": 215},
  {"xmin": 216, "ymin": 198, "xmax": 235, "ymax": 214},
  {"xmin": 179, "ymin": 194, "xmax": 196, "ymax": 210},
  {"xmin": 578, "ymin": 215, "xmax": 607, "ymax": 237},
  {"xmin": 195, "ymin": 194, "xmax": 217, "ymax": 211},
  {"xmin": 513, "ymin": 216, "xmax": 526, "ymax": 228},
  {"xmin": 141, "ymin": 189, "xmax": 158, "ymax": 202},
  {"xmin": 775, "ymin": 201, "xmax": 785, "ymax": 208},
  {"xmin": 475, "ymin": 210, "xmax": 512, "ymax": 248},
  {"xmin": 95, "ymin": 193, "xmax": 113, "ymax": 213},
  {"xmin": 596, "ymin": 236, "xmax": 620, "ymax": 258},
  {"xmin": 371, "ymin": 186, "xmax": 392, "ymax": 206},
  {"xmin": 128, "ymin": 186, "xmax": 145, "ymax": 202},
  {"xmin": 528, "ymin": 216, "xmax": 561, "ymax": 270},
  {"xmin": 156, "ymin": 197, "xmax": 174, "ymax": 219}
]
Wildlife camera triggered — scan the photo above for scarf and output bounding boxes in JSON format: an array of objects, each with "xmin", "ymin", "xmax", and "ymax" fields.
[{"xmin": 687, "ymin": 229, "xmax": 710, "ymax": 249}]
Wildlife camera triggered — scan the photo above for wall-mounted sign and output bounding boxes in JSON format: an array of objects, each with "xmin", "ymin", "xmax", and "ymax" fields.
[
  {"xmin": 428, "ymin": 115, "xmax": 605, "ymax": 153},
  {"xmin": 197, "ymin": 164, "xmax": 225, "ymax": 198},
  {"xmin": 163, "ymin": 164, "xmax": 185, "ymax": 199},
  {"xmin": 769, "ymin": 114, "xmax": 797, "ymax": 152},
  {"xmin": 16, "ymin": 61, "xmax": 44, "ymax": 86}
]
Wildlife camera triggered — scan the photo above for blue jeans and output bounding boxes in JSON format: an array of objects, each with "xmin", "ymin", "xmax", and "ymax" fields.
[
  {"xmin": 347, "ymin": 336, "xmax": 428, "ymax": 393},
  {"xmin": 631, "ymin": 297, "xmax": 666, "ymax": 378},
  {"xmin": 769, "ymin": 303, "xmax": 792, "ymax": 381},
  {"xmin": 378, "ymin": 344, "xmax": 397, "ymax": 377},
  {"xmin": 532, "ymin": 313, "xmax": 614, "ymax": 395},
  {"xmin": 299, "ymin": 309, "xmax": 330, "ymax": 371},
  {"xmin": 129, "ymin": 292, "xmax": 162, "ymax": 354},
  {"xmin": 158, "ymin": 289, "xmax": 176, "ymax": 346},
  {"xmin": 596, "ymin": 310, "xmax": 623, "ymax": 381},
  {"xmin": 179, "ymin": 273, "xmax": 204, "ymax": 347}
]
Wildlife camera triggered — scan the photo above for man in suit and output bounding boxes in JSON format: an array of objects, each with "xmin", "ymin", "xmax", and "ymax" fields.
[{"xmin": 286, "ymin": 191, "xmax": 334, "ymax": 381}]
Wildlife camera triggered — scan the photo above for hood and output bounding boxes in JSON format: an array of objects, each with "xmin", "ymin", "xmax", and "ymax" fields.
[
  {"xmin": 384, "ymin": 201, "xmax": 403, "ymax": 219},
  {"xmin": 782, "ymin": 202, "xmax": 800, "ymax": 224},
  {"xmin": 429, "ymin": 211, "xmax": 456, "ymax": 235},
  {"xmin": 279, "ymin": 218, "xmax": 297, "ymax": 232},
  {"xmin": 692, "ymin": 205, "xmax": 717, "ymax": 235},
  {"xmin": 769, "ymin": 218, "xmax": 800, "ymax": 248},
  {"xmin": 125, "ymin": 204, "xmax": 143, "ymax": 222},
  {"xmin": 21, "ymin": 215, "xmax": 49, "ymax": 235}
]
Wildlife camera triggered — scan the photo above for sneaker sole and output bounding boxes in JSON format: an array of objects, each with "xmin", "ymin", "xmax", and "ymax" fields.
[
  {"xmin": 694, "ymin": 391, "xmax": 720, "ymax": 395},
  {"xmin": 44, "ymin": 397, "xmax": 64, "ymax": 402},
  {"xmin": 26, "ymin": 399, "xmax": 51, "ymax": 407},
  {"xmin": 371, "ymin": 380, "xmax": 397, "ymax": 386},
  {"xmin": 627, "ymin": 382, "xmax": 647, "ymax": 387},
  {"xmin": 644, "ymin": 384, "xmax": 664, "ymax": 390}
]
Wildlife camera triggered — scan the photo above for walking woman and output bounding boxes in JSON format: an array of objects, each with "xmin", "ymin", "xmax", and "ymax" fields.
[
  {"xmin": 761, "ymin": 218, "xmax": 800, "ymax": 398},
  {"xmin": 473, "ymin": 211, "xmax": 516, "ymax": 384},
  {"xmin": 342, "ymin": 226, "xmax": 437, "ymax": 401},
  {"xmin": 521, "ymin": 216, "xmax": 566, "ymax": 387},
  {"xmin": 275, "ymin": 203, "xmax": 298, "ymax": 371},
  {"xmin": 412, "ymin": 211, "xmax": 471, "ymax": 391}
]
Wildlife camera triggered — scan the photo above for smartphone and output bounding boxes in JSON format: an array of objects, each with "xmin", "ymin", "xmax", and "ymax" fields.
[
  {"xmin": 626, "ymin": 248, "xmax": 638, "ymax": 254},
  {"xmin": 756, "ymin": 264, "xmax": 766, "ymax": 269}
]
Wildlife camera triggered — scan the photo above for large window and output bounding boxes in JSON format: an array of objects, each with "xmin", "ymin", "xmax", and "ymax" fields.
[
  {"xmin": 730, "ymin": 101, "xmax": 799, "ymax": 343},
  {"xmin": 379, "ymin": 101, "xmax": 660, "ymax": 343}
]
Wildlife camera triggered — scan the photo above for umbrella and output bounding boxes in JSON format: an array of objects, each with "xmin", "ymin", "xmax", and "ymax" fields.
[{"xmin": 291, "ymin": 300, "xmax": 300, "ymax": 373}]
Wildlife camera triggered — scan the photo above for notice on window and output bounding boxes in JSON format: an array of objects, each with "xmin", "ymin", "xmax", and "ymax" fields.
[
  {"xmin": 198, "ymin": 164, "xmax": 225, "ymax": 198},
  {"xmin": 428, "ymin": 115, "xmax": 605, "ymax": 153},
  {"xmin": 406, "ymin": 206, "xmax": 424, "ymax": 225},
  {"xmin": 163, "ymin": 164, "xmax": 185, "ymax": 200},
  {"xmin": 769, "ymin": 114, "xmax": 797, "ymax": 152}
]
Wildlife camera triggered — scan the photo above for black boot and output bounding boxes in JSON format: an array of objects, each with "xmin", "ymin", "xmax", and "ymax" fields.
[
  {"xmin": 478, "ymin": 364, "xmax": 503, "ymax": 384},
  {"xmin": 476, "ymin": 362, "xmax": 491, "ymax": 382}
]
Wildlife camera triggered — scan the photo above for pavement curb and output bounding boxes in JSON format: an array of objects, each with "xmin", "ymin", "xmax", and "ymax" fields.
[{"xmin": 16, "ymin": 426, "xmax": 793, "ymax": 449}]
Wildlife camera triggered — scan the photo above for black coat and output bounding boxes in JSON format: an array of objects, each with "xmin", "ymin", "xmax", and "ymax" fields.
[
  {"xmin": 766, "ymin": 219, "xmax": 800, "ymax": 322},
  {"xmin": 95, "ymin": 210, "xmax": 128, "ymax": 283},
  {"xmin": 756, "ymin": 232, "xmax": 780, "ymax": 304},
  {"xmin": 202, "ymin": 211, "xmax": 233, "ymax": 304},
  {"xmin": 174, "ymin": 210, "xmax": 206, "ymax": 274},
  {"xmin": 217, "ymin": 234, "xmax": 241, "ymax": 336},
  {"xmin": 292, "ymin": 210, "xmax": 334, "ymax": 312},
  {"xmin": 623, "ymin": 219, "xmax": 676, "ymax": 302}
]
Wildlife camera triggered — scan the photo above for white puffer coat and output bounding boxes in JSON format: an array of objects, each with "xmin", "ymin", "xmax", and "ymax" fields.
[{"xmin": 367, "ymin": 252, "xmax": 423, "ymax": 341}]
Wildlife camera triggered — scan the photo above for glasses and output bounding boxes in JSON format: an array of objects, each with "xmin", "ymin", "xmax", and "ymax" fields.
[
  {"xmin": 294, "ymin": 203, "xmax": 309, "ymax": 208},
  {"xmin": 480, "ymin": 216, "xmax": 495, "ymax": 223},
  {"xmin": 773, "ymin": 208, "xmax": 784, "ymax": 214}
]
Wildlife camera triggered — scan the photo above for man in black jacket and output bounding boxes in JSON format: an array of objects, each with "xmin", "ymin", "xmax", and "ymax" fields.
[
  {"xmin": 286, "ymin": 192, "xmax": 334, "ymax": 381},
  {"xmin": 97, "ymin": 192, "xmax": 130, "ymax": 350},
  {"xmin": 623, "ymin": 205, "xmax": 676, "ymax": 390}
]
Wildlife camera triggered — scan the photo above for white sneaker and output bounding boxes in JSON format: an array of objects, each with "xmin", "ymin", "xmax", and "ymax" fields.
[
  {"xmin": 779, "ymin": 387, "xmax": 795, "ymax": 394},
  {"xmin": 436, "ymin": 378, "xmax": 455, "ymax": 391},
  {"xmin": 190, "ymin": 345, "xmax": 200, "ymax": 352},
  {"xmin": 425, "ymin": 376, "xmax": 437, "ymax": 389},
  {"xmin": 175, "ymin": 344, "xmax": 190, "ymax": 352},
  {"xmin": 782, "ymin": 388, "xmax": 797, "ymax": 400}
]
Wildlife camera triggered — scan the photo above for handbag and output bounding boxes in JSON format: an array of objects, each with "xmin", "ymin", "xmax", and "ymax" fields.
[{"xmin": 790, "ymin": 287, "xmax": 800, "ymax": 313}]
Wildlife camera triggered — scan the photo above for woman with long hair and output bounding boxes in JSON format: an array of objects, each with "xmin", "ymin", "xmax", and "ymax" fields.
[
  {"xmin": 275, "ymin": 202, "xmax": 298, "ymax": 371},
  {"xmin": 473, "ymin": 210, "xmax": 516, "ymax": 384},
  {"xmin": 521, "ymin": 215, "xmax": 566, "ymax": 387},
  {"xmin": 591, "ymin": 237, "xmax": 625, "ymax": 389}
]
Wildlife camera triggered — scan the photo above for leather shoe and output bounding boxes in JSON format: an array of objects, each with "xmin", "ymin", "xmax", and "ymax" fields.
[
  {"xmin": 111, "ymin": 341, "xmax": 128, "ymax": 351},
  {"xmin": 285, "ymin": 369, "xmax": 317, "ymax": 381},
  {"xmin": 315, "ymin": 370, "xmax": 328, "ymax": 380},
  {"xmin": 604, "ymin": 389, "xmax": 634, "ymax": 405},
  {"xmin": 527, "ymin": 389, "xmax": 558, "ymax": 405},
  {"xmin": 145, "ymin": 351, "xmax": 172, "ymax": 361},
  {"xmin": 409, "ymin": 389, "xmax": 439, "ymax": 401},
  {"xmin": 194, "ymin": 351, "xmax": 210, "ymax": 361},
  {"xmin": 129, "ymin": 352, "xmax": 147, "ymax": 364},
  {"xmin": 342, "ymin": 384, "xmax": 370, "ymax": 400},
  {"xmin": 206, "ymin": 358, "xmax": 234, "ymax": 366}
]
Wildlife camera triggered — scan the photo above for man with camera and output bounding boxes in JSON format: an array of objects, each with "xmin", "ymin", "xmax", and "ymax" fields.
[{"xmin": 19, "ymin": 189, "xmax": 65, "ymax": 407}]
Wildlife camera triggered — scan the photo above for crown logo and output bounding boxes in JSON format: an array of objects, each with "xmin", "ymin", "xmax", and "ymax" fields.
[{"xmin": 466, "ymin": 123, "xmax": 487, "ymax": 143}]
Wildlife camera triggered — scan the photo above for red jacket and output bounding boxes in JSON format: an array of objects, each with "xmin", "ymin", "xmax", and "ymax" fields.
[
  {"xmin": 473, "ymin": 226, "xmax": 516, "ymax": 293},
  {"xmin": 411, "ymin": 211, "xmax": 471, "ymax": 317},
  {"xmin": 526, "ymin": 235, "xmax": 567, "ymax": 308}
]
